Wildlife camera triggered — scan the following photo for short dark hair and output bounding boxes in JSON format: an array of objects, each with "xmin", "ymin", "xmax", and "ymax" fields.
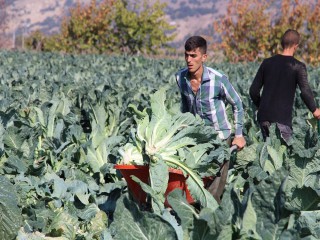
[
  {"xmin": 281, "ymin": 29, "xmax": 300, "ymax": 49},
  {"xmin": 185, "ymin": 36, "xmax": 207, "ymax": 54}
]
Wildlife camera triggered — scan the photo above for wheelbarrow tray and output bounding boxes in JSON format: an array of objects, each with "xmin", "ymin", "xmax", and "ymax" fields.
[{"xmin": 115, "ymin": 164, "xmax": 212, "ymax": 207}]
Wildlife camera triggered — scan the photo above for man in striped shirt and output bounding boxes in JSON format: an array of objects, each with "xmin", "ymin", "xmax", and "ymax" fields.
[
  {"xmin": 175, "ymin": 35, "xmax": 246, "ymax": 203},
  {"xmin": 175, "ymin": 36, "xmax": 246, "ymax": 147}
]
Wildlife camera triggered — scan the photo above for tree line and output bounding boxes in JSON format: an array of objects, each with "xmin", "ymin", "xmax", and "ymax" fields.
[
  {"xmin": 212, "ymin": 0, "xmax": 320, "ymax": 66},
  {"xmin": 6, "ymin": 0, "xmax": 320, "ymax": 66},
  {"xmin": 26, "ymin": 0, "xmax": 176, "ymax": 55}
]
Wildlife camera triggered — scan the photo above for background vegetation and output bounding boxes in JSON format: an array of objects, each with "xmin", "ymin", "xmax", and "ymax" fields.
[
  {"xmin": 19, "ymin": 0, "xmax": 320, "ymax": 66},
  {"xmin": 25, "ymin": 0, "xmax": 176, "ymax": 55},
  {"xmin": 0, "ymin": 0, "xmax": 319, "ymax": 64},
  {"xmin": 213, "ymin": 0, "xmax": 320, "ymax": 65}
]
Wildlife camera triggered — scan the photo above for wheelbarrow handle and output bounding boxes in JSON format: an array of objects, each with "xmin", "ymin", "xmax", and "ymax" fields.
[
  {"xmin": 230, "ymin": 145, "xmax": 238, "ymax": 153},
  {"xmin": 206, "ymin": 145, "xmax": 238, "ymax": 204},
  {"xmin": 215, "ymin": 145, "xmax": 238, "ymax": 175}
]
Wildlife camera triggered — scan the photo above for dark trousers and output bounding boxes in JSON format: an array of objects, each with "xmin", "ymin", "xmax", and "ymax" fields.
[{"xmin": 260, "ymin": 121, "xmax": 293, "ymax": 142}]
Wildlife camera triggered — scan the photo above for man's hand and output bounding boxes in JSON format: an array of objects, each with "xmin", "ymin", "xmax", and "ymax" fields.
[
  {"xmin": 231, "ymin": 136, "xmax": 246, "ymax": 150},
  {"xmin": 313, "ymin": 108, "xmax": 320, "ymax": 119}
]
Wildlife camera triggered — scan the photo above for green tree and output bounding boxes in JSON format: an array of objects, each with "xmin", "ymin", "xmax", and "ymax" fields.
[
  {"xmin": 213, "ymin": 0, "xmax": 272, "ymax": 62},
  {"xmin": 303, "ymin": 1, "xmax": 320, "ymax": 65},
  {"xmin": 26, "ymin": 0, "xmax": 175, "ymax": 55},
  {"xmin": 270, "ymin": 0, "xmax": 309, "ymax": 56},
  {"xmin": 112, "ymin": 0, "xmax": 176, "ymax": 55},
  {"xmin": 58, "ymin": 0, "xmax": 116, "ymax": 53},
  {"xmin": 26, "ymin": 0, "xmax": 116, "ymax": 54}
]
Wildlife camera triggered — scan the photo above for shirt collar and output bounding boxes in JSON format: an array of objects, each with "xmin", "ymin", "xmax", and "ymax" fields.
[{"xmin": 183, "ymin": 64, "xmax": 210, "ymax": 82}]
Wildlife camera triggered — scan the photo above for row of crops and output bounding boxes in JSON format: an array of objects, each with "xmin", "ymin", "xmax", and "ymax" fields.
[{"xmin": 0, "ymin": 51, "xmax": 320, "ymax": 239}]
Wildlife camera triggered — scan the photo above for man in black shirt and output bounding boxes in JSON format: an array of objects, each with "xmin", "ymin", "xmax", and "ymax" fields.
[{"xmin": 249, "ymin": 29, "xmax": 320, "ymax": 142}]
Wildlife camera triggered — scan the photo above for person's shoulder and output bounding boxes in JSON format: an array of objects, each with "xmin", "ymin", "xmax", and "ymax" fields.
[
  {"xmin": 205, "ymin": 66, "xmax": 230, "ymax": 86},
  {"xmin": 263, "ymin": 55, "xmax": 278, "ymax": 63},
  {"xmin": 175, "ymin": 67, "xmax": 188, "ymax": 76},
  {"xmin": 292, "ymin": 57, "xmax": 306, "ymax": 66},
  {"xmin": 292, "ymin": 58, "xmax": 307, "ymax": 73},
  {"xmin": 259, "ymin": 55, "xmax": 289, "ymax": 68},
  {"xmin": 267, "ymin": 54, "xmax": 304, "ymax": 66},
  {"xmin": 205, "ymin": 66, "xmax": 226, "ymax": 78},
  {"xmin": 175, "ymin": 67, "xmax": 188, "ymax": 84}
]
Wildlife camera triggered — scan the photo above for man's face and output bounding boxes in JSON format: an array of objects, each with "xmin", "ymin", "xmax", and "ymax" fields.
[{"xmin": 184, "ymin": 47, "xmax": 207, "ymax": 74}]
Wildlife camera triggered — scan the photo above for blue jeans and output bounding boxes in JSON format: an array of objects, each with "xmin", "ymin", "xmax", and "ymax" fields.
[{"xmin": 259, "ymin": 121, "xmax": 293, "ymax": 142}]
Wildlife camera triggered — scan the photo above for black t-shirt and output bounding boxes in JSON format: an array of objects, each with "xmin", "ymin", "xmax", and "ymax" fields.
[{"xmin": 249, "ymin": 54, "xmax": 316, "ymax": 127}]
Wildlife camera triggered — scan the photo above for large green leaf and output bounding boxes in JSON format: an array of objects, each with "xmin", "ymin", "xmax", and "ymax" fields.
[
  {"xmin": 241, "ymin": 191, "xmax": 260, "ymax": 238},
  {"xmin": 3, "ymin": 126, "xmax": 23, "ymax": 151},
  {"xmin": 285, "ymin": 187, "xmax": 320, "ymax": 211},
  {"xmin": 250, "ymin": 168, "xmax": 296, "ymax": 239},
  {"xmin": 149, "ymin": 160, "xmax": 169, "ymax": 196},
  {"xmin": 266, "ymin": 145, "xmax": 285, "ymax": 171},
  {"xmin": 110, "ymin": 196, "xmax": 178, "ymax": 240},
  {"xmin": 286, "ymin": 154, "xmax": 320, "ymax": 189},
  {"xmin": 296, "ymin": 210, "xmax": 320, "ymax": 239},
  {"xmin": 167, "ymin": 189, "xmax": 198, "ymax": 232},
  {"xmin": 234, "ymin": 142, "xmax": 259, "ymax": 167},
  {"xmin": 47, "ymin": 210, "xmax": 78, "ymax": 239},
  {"xmin": 161, "ymin": 209, "xmax": 183, "ymax": 240},
  {"xmin": 0, "ymin": 176, "xmax": 22, "ymax": 240}
]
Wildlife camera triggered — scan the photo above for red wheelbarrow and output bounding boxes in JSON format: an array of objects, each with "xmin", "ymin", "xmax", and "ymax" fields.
[
  {"xmin": 115, "ymin": 146, "xmax": 237, "ymax": 208},
  {"xmin": 114, "ymin": 164, "xmax": 212, "ymax": 207}
]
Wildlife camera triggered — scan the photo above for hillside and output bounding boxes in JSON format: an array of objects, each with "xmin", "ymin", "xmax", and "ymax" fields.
[{"xmin": 4, "ymin": 0, "xmax": 228, "ymax": 49}]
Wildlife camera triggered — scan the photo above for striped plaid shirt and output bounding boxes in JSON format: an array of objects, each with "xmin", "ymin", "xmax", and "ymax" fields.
[{"xmin": 175, "ymin": 65, "xmax": 244, "ymax": 139}]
